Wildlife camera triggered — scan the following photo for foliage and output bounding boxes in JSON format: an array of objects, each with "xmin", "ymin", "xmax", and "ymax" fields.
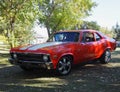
[
  {"xmin": 79, "ymin": 20, "xmax": 114, "ymax": 38},
  {"xmin": 0, "ymin": 0, "xmax": 97, "ymax": 47},
  {"xmin": 113, "ymin": 23, "xmax": 120, "ymax": 40},
  {"xmin": 80, "ymin": 21, "xmax": 113, "ymax": 38},
  {"xmin": 0, "ymin": 0, "xmax": 41, "ymax": 48},
  {"xmin": 80, "ymin": 21, "xmax": 100, "ymax": 30},
  {"xmin": 39, "ymin": 0, "xmax": 96, "ymax": 37},
  {"xmin": 99, "ymin": 27, "xmax": 113, "ymax": 38}
]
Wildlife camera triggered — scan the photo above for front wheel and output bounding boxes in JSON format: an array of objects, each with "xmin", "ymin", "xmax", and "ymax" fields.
[
  {"xmin": 100, "ymin": 50, "xmax": 111, "ymax": 64},
  {"xmin": 56, "ymin": 56, "xmax": 72, "ymax": 75}
]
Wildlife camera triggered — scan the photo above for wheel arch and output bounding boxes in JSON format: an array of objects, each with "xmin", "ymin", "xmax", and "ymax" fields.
[
  {"xmin": 99, "ymin": 47, "xmax": 111, "ymax": 60},
  {"xmin": 99, "ymin": 47, "xmax": 111, "ymax": 64},
  {"xmin": 55, "ymin": 53, "xmax": 74, "ymax": 75},
  {"xmin": 58, "ymin": 53, "xmax": 74, "ymax": 63},
  {"xmin": 105, "ymin": 47, "xmax": 111, "ymax": 51}
]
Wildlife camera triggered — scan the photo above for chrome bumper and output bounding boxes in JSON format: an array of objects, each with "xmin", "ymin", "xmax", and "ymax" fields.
[{"xmin": 8, "ymin": 58, "xmax": 54, "ymax": 70}]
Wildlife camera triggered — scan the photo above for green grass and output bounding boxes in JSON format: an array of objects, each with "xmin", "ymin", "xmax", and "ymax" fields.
[
  {"xmin": 0, "ymin": 53, "xmax": 9, "ymax": 65},
  {"xmin": 0, "ymin": 48, "xmax": 120, "ymax": 92}
]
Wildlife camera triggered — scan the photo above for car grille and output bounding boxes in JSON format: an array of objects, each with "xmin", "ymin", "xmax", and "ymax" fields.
[{"xmin": 11, "ymin": 53, "xmax": 45, "ymax": 62}]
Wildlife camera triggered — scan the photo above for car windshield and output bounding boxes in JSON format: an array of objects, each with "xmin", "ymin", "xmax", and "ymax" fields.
[{"xmin": 53, "ymin": 32, "xmax": 79, "ymax": 42}]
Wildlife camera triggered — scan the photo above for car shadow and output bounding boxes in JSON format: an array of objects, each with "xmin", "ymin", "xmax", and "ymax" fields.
[{"xmin": 0, "ymin": 61, "xmax": 120, "ymax": 92}]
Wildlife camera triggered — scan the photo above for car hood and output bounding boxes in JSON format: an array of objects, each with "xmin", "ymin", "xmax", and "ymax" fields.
[{"xmin": 11, "ymin": 42, "xmax": 67, "ymax": 53}]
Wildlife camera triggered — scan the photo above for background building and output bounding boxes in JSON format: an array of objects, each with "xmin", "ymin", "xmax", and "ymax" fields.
[{"xmin": 31, "ymin": 19, "xmax": 48, "ymax": 44}]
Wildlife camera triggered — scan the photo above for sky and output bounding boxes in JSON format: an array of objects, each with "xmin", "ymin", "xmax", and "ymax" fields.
[{"xmin": 86, "ymin": 0, "xmax": 120, "ymax": 29}]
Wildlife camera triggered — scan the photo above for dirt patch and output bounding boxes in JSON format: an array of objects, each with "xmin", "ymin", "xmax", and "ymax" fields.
[{"xmin": 0, "ymin": 48, "xmax": 120, "ymax": 92}]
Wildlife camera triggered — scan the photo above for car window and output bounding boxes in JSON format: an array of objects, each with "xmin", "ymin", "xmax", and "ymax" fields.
[
  {"xmin": 82, "ymin": 32, "xmax": 94, "ymax": 42},
  {"xmin": 53, "ymin": 32, "xmax": 79, "ymax": 42},
  {"xmin": 94, "ymin": 33, "xmax": 101, "ymax": 41}
]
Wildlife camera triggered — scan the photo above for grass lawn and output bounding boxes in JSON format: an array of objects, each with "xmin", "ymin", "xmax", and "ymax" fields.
[{"xmin": 0, "ymin": 48, "xmax": 120, "ymax": 92}]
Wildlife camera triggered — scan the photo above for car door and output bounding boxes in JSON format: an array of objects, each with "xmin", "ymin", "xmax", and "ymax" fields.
[
  {"xmin": 81, "ymin": 32, "xmax": 96, "ymax": 61},
  {"xmin": 77, "ymin": 32, "xmax": 96, "ymax": 62},
  {"xmin": 93, "ymin": 32, "xmax": 106, "ymax": 58}
]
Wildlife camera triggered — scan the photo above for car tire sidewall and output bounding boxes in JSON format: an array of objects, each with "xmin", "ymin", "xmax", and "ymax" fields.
[
  {"xmin": 100, "ymin": 50, "xmax": 111, "ymax": 64},
  {"xmin": 56, "ymin": 56, "xmax": 72, "ymax": 76}
]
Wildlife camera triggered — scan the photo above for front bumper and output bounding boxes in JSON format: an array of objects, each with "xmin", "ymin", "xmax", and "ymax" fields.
[{"xmin": 8, "ymin": 58, "xmax": 54, "ymax": 70}]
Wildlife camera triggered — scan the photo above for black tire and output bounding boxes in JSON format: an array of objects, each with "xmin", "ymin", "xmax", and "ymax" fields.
[
  {"xmin": 19, "ymin": 65, "xmax": 33, "ymax": 71},
  {"xmin": 100, "ymin": 49, "xmax": 111, "ymax": 64},
  {"xmin": 56, "ymin": 56, "xmax": 72, "ymax": 75}
]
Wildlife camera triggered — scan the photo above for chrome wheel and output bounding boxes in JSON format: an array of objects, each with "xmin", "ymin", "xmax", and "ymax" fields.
[
  {"xmin": 100, "ymin": 50, "xmax": 111, "ymax": 64},
  {"xmin": 104, "ymin": 50, "xmax": 111, "ymax": 63},
  {"xmin": 57, "ymin": 56, "xmax": 72, "ymax": 75}
]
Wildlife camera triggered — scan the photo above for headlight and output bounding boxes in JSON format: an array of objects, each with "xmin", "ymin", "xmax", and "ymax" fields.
[
  {"xmin": 43, "ymin": 55, "xmax": 49, "ymax": 62},
  {"xmin": 13, "ymin": 53, "xmax": 17, "ymax": 59}
]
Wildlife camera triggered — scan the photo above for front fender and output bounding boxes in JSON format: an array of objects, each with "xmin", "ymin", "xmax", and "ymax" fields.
[{"xmin": 51, "ymin": 53, "xmax": 74, "ymax": 69}]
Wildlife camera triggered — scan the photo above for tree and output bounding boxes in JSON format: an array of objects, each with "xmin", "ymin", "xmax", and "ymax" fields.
[
  {"xmin": 39, "ymin": 0, "xmax": 96, "ymax": 38},
  {"xmin": 113, "ymin": 23, "xmax": 120, "ymax": 40},
  {"xmin": 0, "ymin": 0, "xmax": 41, "ymax": 48},
  {"xmin": 100, "ymin": 27, "xmax": 111, "ymax": 36},
  {"xmin": 80, "ymin": 21, "xmax": 100, "ymax": 30}
]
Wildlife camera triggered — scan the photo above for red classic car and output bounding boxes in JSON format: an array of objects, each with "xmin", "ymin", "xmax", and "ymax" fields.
[{"xmin": 9, "ymin": 30, "xmax": 116, "ymax": 75}]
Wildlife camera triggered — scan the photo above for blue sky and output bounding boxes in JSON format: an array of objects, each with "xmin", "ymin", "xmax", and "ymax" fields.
[{"xmin": 86, "ymin": 0, "xmax": 120, "ymax": 29}]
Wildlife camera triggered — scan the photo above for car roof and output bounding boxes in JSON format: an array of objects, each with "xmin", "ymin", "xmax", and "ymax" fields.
[{"xmin": 56, "ymin": 29, "xmax": 97, "ymax": 33}]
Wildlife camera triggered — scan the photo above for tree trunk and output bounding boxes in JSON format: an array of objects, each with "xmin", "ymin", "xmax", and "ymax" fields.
[{"xmin": 7, "ymin": 17, "xmax": 15, "ymax": 48}]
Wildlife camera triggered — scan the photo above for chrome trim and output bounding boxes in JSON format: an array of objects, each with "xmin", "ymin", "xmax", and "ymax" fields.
[
  {"xmin": 11, "ymin": 52, "xmax": 50, "ymax": 55},
  {"xmin": 8, "ymin": 58, "xmax": 53, "ymax": 69},
  {"xmin": 18, "ymin": 60, "xmax": 52, "ymax": 64}
]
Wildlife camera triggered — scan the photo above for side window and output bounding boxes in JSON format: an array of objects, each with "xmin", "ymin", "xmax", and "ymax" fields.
[
  {"xmin": 94, "ymin": 33, "xmax": 101, "ymax": 41},
  {"xmin": 82, "ymin": 32, "xmax": 94, "ymax": 42}
]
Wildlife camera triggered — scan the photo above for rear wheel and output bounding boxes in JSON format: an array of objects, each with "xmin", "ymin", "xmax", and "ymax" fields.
[
  {"xmin": 56, "ymin": 56, "xmax": 72, "ymax": 75},
  {"xmin": 100, "ymin": 50, "xmax": 111, "ymax": 64}
]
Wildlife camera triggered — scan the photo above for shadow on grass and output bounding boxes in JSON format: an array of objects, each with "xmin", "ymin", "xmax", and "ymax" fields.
[{"xmin": 0, "ymin": 62, "xmax": 120, "ymax": 92}]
